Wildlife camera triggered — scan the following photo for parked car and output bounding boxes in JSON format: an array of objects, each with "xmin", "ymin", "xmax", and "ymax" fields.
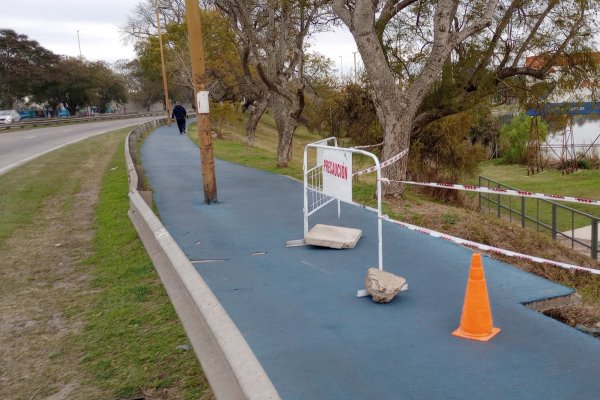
[
  {"xmin": 19, "ymin": 110, "xmax": 36, "ymax": 119},
  {"xmin": 0, "ymin": 110, "xmax": 21, "ymax": 124},
  {"xmin": 58, "ymin": 109, "xmax": 70, "ymax": 117}
]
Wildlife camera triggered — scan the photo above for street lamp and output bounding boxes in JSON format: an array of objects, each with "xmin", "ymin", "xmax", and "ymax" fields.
[
  {"xmin": 185, "ymin": 0, "xmax": 217, "ymax": 203},
  {"xmin": 353, "ymin": 51, "xmax": 358, "ymax": 83},
  {"xmin": 77, "ymin": 30, "xmax": 82, "ymax": 58},
  {"xmin": 155, "ymin": 0, "xmax": 171, "ymax": 125}
]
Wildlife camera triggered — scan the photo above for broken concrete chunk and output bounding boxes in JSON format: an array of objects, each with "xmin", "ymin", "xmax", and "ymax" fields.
[
  {"xmin": 365, "ymin": 268, "xmax": 407, "ymax": 303},
  {"xmin": 304, "ymin": 224, "xmax": 362, "ymax": 249}
]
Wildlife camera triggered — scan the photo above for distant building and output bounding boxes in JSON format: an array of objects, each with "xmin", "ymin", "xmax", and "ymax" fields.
[
  {"xmin": 525, "ymin": 52, "xmax": 600, "ymax": 70},
  {"xmin": 524, "ymin": 52, "xmax": 599, "ymax": 103}
]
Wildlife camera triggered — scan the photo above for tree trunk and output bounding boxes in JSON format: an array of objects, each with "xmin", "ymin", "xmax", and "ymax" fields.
[
  {"xmin": 332, "ymin": 0, "xmax": 486, "ymax": 197},
  {"xmin": 246, "ymin": 98, "xmax": 268, "ymax": 146},
  {"xmin": 352, "ymin": 33, "xmax": 449, "ymax": 196},
  {"xmin": 272, "ymin": 92, "xmax": 300, "ymax": 167},
  {"xmin": 380, "ymin": 111, "xmax": 413, "ymax": 196},
  {"xmin": 343, "ymin": 19, "xmax": 413, "ymax": 196},
  {"xmin": 360, "ymin": 37, "xmax": 445, "ymax": 197}
]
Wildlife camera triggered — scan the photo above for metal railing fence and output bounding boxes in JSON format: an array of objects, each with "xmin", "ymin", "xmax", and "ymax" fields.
[
  {"xmin": 1, "ymin": 111, "xmax": 164, "ymax": 131},
  {"xmin": 478, "ymin": 176, "xmax": 598, "ymax": 259}
]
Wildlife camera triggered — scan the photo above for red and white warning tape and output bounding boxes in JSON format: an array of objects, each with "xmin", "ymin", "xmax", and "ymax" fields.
[
  {"xmin": 381, "ymin": 215, "xmax": 600, "ymax": 275},
  {"xmin": 351, "ymin": 142, "xmax": 383, "ymax": 150},
  {"xmin": 342, "ymin": 145, "xmax": 597, "ymax": 273},
  {"xmin": 353, "ymin": 149, "xmax": 409, "ymax": 176},
  {"xmin": 382, "ymin": 180, "xmax": 600, "ymax": 207}
]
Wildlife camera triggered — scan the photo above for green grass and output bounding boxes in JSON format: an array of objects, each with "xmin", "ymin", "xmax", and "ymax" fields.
[
  {"xmin": 214, "ymin": 139, "xmax": 303, "ymax": 180},
  {"xmin": 189, "ymin": 109, "xmax": 319, "ymax": 174},
  {"xmin": 80, "ymin": 133, "xmax": 210, "ymax": 399},
  {"xmin": 0, "ymin": 128, "xmax": 210, "ymax": 398},
  {"xmin": 188, "ymin": 110, "xmax": 389, "ymax": 205},
  {"xmin": 475, "ymin": 161, "xmax": 600, "ymax": 231},
  {"xmin": 0, "ymin": 148, "xmax": 87, "ymax": 246},
  {"xmin": 479, "ymin": 160, "xmax": 600, "ymax": 200},
  {"xmin": 191, "ymin": 108, "xmax": 600, "ymax": 234}
]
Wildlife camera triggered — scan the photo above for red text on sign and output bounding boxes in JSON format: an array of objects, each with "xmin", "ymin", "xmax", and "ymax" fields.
[{"xmin": 323, "ymin": 159, "xmax": 348, "ymax": 180}]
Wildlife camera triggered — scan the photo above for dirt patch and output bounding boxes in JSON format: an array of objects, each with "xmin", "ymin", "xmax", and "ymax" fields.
[
  {"xmin": 43, "ymin": 383, "xmax": 79, "ymax": 400},
  {"xmin": 388, "ymin": 193, "xmax": 600, "ymax": 336},
  {"xmin": 0, "ymin": 143, "xmax": 118, "ymax": 399},
  {"xmin": 543, "ymin": 304, "xmax": 600, "ymax": 328}
]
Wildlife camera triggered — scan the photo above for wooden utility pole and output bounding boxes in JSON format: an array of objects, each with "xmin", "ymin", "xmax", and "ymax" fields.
[
  {"xmin": 155, "ymin": 1, "xmax": 171, "ymax": 125},
  {"xmin": 185, "ymin": 0, "xmax": 218, "ymax": 203}
]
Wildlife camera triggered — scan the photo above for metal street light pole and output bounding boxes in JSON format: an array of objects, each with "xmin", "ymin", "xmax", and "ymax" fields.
[
  {"xmin": 353, "ymin": 51, "xmax": 358, "ymax": 83},
  {"xmin": 185, "ymin": 0, "xmax": 217, "ymax": 203},
  {"xmin": 155, "ymin": 0, "xmax": 172, "ymax": 125},
  {"xmin": 339, "ymin": 56, "xmax": 343, "ymax": 81},
  {"xmin": 77, "ymin": 30, "xmax": 82, "ymax": 58}
]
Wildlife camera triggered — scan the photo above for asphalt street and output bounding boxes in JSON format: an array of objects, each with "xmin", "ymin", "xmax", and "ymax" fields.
[{"xmin": 0, "ymin": 116, "xmax": 162, "ymax": 175}]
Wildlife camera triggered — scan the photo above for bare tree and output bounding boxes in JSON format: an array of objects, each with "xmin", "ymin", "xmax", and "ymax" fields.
[
  {"xmin": 213, "ymin": 1, "xmax": 269, "ymax": 145},
  {"xmin": 332, "ymin": 0, "xmax": 599, "ymax": 195},
  {"xmin": 239, "ymin": 42, "xmax": 270, "ymax": 146},
  {"xmin": 122, "ymin": 0, "xmax": 218, "ymax": 39},
  {"xmin": 122, "ymin": 0, "xmax": 187, "ymax": 40},
  {"xmin": 123, "ymin": 2, "xmax": 241, "ymax": 106},
  {"xmin": 217, "ymin": 0, "xmax": 331, "ymax": 166}
]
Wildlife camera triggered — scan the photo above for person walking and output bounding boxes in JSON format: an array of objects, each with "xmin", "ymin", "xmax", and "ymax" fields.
[{"xmin": 171, "ymin": 102, "xmax": 187, "ymax": 134}]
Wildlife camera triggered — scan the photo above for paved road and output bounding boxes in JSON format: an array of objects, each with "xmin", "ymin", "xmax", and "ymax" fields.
[
  {"xmin": 142, "ymin": 125, "xmax": 600, "ymax": 400},
  {"xmin": 0, "ymin": 116, "xmax": 161, "ymax": 175}
]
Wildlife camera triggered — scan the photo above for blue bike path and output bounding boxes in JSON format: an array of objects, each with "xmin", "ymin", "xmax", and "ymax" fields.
[{"xmin": 142, "ymin": 125, "xmax": 600, "ymax": 399}]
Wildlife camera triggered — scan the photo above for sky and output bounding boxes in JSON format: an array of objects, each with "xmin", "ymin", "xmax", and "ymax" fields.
[
  {"xmin": 1, "ymin": 1, "xmax": 597, "ymax": 75},
  {"xmin": 0, "ymin": 0, "xmax": 358, "ymax": 74},
  {"xmin": 0, "ymin": 1, "xmax": 137, "ymax": 62}
]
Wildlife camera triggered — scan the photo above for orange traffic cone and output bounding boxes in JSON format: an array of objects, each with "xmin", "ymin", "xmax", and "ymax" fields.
[{"xmin": 452, "ymin": 253, "xmax": 501, "ymax": 341}]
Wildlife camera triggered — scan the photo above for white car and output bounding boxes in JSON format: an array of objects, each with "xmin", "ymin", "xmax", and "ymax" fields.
[{"xmin": 0, "ymin": 110, "xmax": 21, "ymax": 124}]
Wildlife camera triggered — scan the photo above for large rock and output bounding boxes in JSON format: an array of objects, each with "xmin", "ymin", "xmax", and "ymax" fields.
[{"xmin": 365, "ymin": 268, "xmax": 407, "ymax": 303}]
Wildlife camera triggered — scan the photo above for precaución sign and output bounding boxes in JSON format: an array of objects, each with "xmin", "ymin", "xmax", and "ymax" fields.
[{"xmin": 322, "ymin": 148, "xmax": 352, "ymax": 203}]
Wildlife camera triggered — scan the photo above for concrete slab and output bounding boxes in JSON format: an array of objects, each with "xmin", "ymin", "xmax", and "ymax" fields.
[
  {"xmin": 562, "ymin": 222, "xmax": 599, "ymax": 241},
  {"xmin": 304, "ymin": 223, "xmax": 362, "ymax": 249}
]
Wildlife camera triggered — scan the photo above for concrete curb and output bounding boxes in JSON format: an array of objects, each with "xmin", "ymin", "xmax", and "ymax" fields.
[{"xmin": 125, "ymin": 122, "xmax": 280, "ymax": 400}]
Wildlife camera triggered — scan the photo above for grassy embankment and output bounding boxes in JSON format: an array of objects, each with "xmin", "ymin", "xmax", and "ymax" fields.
[
  {"xmin": 0, "ymin": 128, "xmax": 210, "ymax": 399},
  {"xmin": 189, "ymin": 110, "xmax": 396, "ymax": 212},
  {"xmin": 186, "ymin": 108, "xmax": 599, "ymax": 318},
  {"xmin": 477, "ymin": 159, "xmax": 600, "ymax": 231},
  {"xmin": 193, "ymin": 109, "xmax": 600, "ymax": 230},
  {"xmin": 82, "ymin": 130, "xmax": 211, "ymax": 399}
]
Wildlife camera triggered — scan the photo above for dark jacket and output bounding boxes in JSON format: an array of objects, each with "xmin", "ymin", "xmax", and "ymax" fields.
[{"xmin": 172, "ymin": 104, "xmax": 187, "ymax": 119}]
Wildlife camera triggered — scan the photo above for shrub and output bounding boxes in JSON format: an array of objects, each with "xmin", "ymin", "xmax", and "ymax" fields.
[{"xmin": 499, "ymin": 113, "xmax": 548, "ymax": 164}]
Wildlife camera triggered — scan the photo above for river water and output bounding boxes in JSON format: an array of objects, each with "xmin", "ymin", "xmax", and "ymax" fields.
[{"xmin": 546, "ymin": 114, "xmax": 600, "ymax": 146}]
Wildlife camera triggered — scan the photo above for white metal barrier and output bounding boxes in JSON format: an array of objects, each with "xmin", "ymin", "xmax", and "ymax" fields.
[
  {"xmin": 303, "ymin": 137, "xmax": 339, "ymax": 233},
  {"xmin": 303, "ymin": 137, "xmax": 384, "ymax": 270}
]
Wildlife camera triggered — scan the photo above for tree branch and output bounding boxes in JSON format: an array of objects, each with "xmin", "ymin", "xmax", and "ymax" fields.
[
  {"xmin": 511, "ymin": 0, "xmax": 558, "ymax": 68},
  {"xmin": 451, "ymin": 0, "xmax": 499, "ymax": 46},
  {"xmin": 498, "ymin": 5, "xmax": 586, "ymax": 80},
  {"xmin": 468, "ymin": 0, "xmax": 521, "ymax": 85},
  {"xmin": 375, "ymin": 0, "xmax": 419, "ymax": 41},
  {"xmin": 331, "ymin": 0, "xmax": 352, "ymax": 26}
]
